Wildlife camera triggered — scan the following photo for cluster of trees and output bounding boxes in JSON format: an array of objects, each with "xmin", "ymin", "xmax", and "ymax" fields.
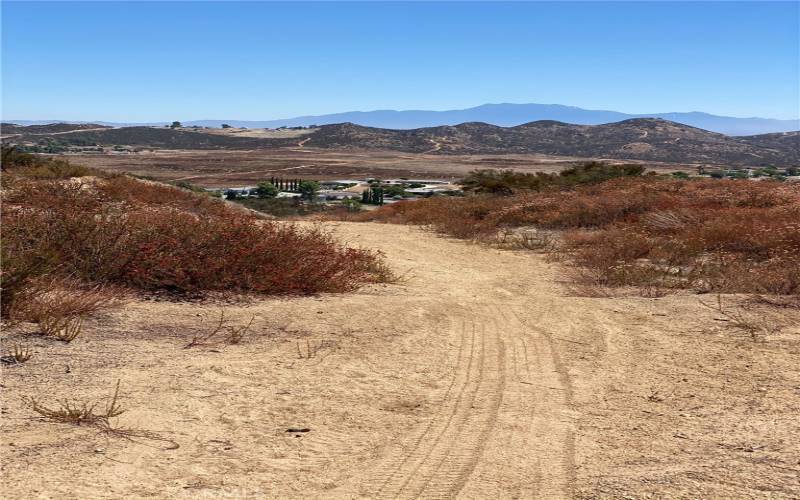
[
  {"xmin": 361, "ymin": 186, "xmax": 385, "ymax": 205},
  {"xmin": 255, "ymin": 178, "xmax": 320, "ymax": 200},
  {"xmin": 704, "ymin": 166, "xmax": 798, "ymax": 180},
  {"xmin": 170, "ymin": 121, "xmax": 235, "ymax": 130},
  {"xmin": 461, "ymin": 162, "xmax": 645, "ymax": 195},
  {"xmin": 266, "ymin": 177, "xmax": 303, "ymax": 192}
]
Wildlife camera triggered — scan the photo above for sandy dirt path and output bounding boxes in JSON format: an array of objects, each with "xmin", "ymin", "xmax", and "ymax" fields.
[{"xmin": 2, "ymin": 222, "xmax": 798, "ymax": 499}]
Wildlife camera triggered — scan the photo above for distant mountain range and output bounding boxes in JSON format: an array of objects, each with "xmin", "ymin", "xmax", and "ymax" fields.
[
  {"xmin": 6, "ymin": 103, "xmax": 799, "ymax": 136},
  {"xmin": 4, "ymin": 118, "xmax": 798, "ymax": 166}
]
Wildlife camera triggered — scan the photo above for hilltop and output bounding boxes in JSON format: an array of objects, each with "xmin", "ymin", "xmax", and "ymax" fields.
[{"xmin": 0, "ymin": 122, "xmax": 112, "ymax": 136}]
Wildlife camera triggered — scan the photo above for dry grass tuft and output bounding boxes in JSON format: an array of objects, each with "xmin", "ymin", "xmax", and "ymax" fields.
[
  {"xmin": 184, "ymin": 309, "xmax": 256, "ymax": 348},
  {"xmin": 700, "ymin": 294, "xmax": 788, "ymax": 341},
  {"xmin": 27, "ymin": 380, "xmax": 125, "ymax": 427},
  {"xmin": 1, "ymin": 344, "xmax": 32, "ymax": 364},
  {"xmin": 40, "ymin": 315, "xmax": 84, "ymax": 342},
  {"xmin": 24, "ymin": 380, "xmax": 180, "ymax": 449},
  {"xmin": 296, "ymin": 339, "xmax": 334, "ymax": 359}
]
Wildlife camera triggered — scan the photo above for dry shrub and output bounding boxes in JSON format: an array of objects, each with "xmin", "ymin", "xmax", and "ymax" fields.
[
  {"xmin": 9, "ymin": 276, "xmax": 125, "ymax": 343},
  {"xmin": 10, "ymin": 277, "xmax": 123, "ymax": 322},
  {"xmin": 1, "ymin": 173, "xmax": 389, "ymax": 315},
  {"xmin": 492, "ymin": 228, "xmax": 556, "ymax": 251},
  {"xmin": 356, "ymin": 178, "xmax": 800, "ymax": 296},
  {"xmin": 97, "ymin": 175, "xmax": 233, "ymax": 217},
  {"xmin": 1, "ymin": 146, "xmax": 102, "ymax": 180},
  {"xmin": 13, "ymin": 160, "xmax": 99, "ymax": 180},
  {"xmin": 8, "ymin": 278, "xmax": 122, "ymax": 341}
]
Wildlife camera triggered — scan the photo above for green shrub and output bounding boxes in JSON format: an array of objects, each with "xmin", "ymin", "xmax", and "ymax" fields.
[
  {"xmin": 256, "ymin": 181, "xmax": 279, "ymax": 198},
  {"xmin": 461, "ymin": 162, "xmax": 645, "ymax": 194},
  {"xmin": 341, "ymin": 199, "xmax": 362, "ymax": 212},
  {"xmin": 299, "ymin": 180, "xmax": 320, "ymax": 200}
]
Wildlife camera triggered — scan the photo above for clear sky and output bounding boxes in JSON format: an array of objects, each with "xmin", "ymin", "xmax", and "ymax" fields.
[{"xmin": 2, "ymin": 1, "xmax": 798, "ymax": 121}]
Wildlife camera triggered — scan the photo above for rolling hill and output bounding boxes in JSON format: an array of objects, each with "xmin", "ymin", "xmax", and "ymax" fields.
[
  {"xmin": 4, "ymin": 118, "xmax": 798, "ymax": 166},
  {"xmin": 303, "ymin": 119, "xmax": 798, "ymax": 165},
  {"xmin": 0, "ymin": 122, "xmax": 112, "ymax": 136}
]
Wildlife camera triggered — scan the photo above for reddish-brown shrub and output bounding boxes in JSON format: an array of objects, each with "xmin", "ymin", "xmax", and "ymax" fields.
[
  {"xmin": 1, "ymin": 174, "xmax": 389, "ymax": 316},
  {"xmin": 353, "ymin": 177, "xmax": 800, "ymax": 295}
]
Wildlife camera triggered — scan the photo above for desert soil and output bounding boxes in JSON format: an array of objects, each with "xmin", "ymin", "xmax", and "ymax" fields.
[
  {"xmin": 65, "ymin": 149, "xmax": 688, "ymax": 187},
  {"xmin": 2, "ymin": 222, "xmax": 799, "ymax": 499}
]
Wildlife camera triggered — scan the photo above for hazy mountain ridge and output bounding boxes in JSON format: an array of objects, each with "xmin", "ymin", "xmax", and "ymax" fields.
[{"xmin": 5, "ymin": 103, "xmax": 799, "ymax": 135}]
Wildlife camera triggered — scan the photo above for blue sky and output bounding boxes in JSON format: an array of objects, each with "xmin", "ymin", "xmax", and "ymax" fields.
[{"xmin": 2, "ymin": 1, "xmax": 798, "ymax": 121}]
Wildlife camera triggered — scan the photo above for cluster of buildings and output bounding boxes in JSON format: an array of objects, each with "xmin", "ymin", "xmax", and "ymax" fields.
[{"xmin": 209, "ymin": 178, "xmax": 462, "ymax": 204}]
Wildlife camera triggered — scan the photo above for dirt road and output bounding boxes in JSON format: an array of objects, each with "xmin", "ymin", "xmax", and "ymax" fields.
[{"xmin": 2, "ymin": 223, "xmax": 798, "ymax": 498}]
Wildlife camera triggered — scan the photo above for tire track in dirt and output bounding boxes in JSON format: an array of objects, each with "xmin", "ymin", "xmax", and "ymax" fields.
[
  {"xmin": 451, "ymin": 301, "xmax": 575, "ymax": 499},
  {"xmin": 508, "ymin": 303, "xmax": 576, "ymax": 498},
  {"xmin": 407, "ymin": 316, "xmax": 504, "ymax": 499},
  {"xmin": 362, "ymin": 308, "xmax": 505, "ymax": 499},
  {"xmin": 349, "ymin": 299, "xmax": 577, "ymax": 499},
  {"xmin": 365, "ymin": 316, "xmax": 474, "ymax": 497},
  {"xmin": 482, "ymin": 303, "xmax": 548, "ymax": 497}
]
